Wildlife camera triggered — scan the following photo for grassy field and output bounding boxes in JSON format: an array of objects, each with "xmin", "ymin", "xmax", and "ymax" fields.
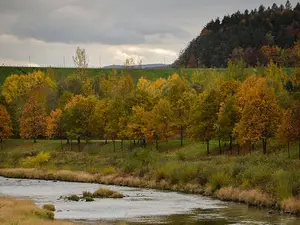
[
  {"xmin": 1, "ymin": 138, "xmax": 300, "ymax": 214},
  {"xmin": 0, "ymin": 66, "xmax": 198, "ymax": 84}
]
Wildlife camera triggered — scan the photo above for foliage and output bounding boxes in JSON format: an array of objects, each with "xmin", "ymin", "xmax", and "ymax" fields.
[
  {"xmin": 22, "ymin": 152, "xmax": 50, "ymax": 168},
  {"xmin": 19, "ymin": 95, "xmax": 47, "ymax": 142},
  {"xmin": 0, "ymin": 104, "xmax": 13, "ymax": 144}
]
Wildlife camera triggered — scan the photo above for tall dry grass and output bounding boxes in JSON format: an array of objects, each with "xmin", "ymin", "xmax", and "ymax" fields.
[{"xmin": 0, "ymin": 196, "xmax": 73, "ymax": 225}]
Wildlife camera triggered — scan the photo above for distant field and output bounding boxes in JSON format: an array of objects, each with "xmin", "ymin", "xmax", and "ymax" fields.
[
  {"xmin": 0, "ymin": 66, "xmax": 294, "ymax": 84},
  {"xmin": 0, "ymin": 66, "xmax": 199, "ymax": 84}
]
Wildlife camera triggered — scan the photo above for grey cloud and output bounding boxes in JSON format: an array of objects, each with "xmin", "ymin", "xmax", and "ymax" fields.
[{"xmin": 0, "ymin": 0, "xmax": 299, "ymax": 66}]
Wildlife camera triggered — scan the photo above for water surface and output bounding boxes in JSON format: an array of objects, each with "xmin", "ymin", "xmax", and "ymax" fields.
[{"xmin": 0, "ymin": 176, "xmax": 299, "ymax": 225}]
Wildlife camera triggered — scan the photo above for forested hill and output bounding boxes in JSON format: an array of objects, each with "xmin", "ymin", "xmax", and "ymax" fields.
[{"xmin": 174, "ymin": 1, "xmax": 300, "ymax": 68}]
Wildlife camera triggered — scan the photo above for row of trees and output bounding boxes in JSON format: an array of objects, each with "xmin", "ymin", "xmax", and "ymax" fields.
[
  {"xmin": 1, "ymin": 59, "xmax": 300, "ymax": 156},
  {"xmin": 175, "ymin": 1, "xmax": 300, "ymax": 68}
]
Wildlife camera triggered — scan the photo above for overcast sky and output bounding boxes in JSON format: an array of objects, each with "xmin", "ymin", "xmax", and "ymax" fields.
[{"xmin": 0, "ymin": 0, "xmax": 297, "ymax": 67}]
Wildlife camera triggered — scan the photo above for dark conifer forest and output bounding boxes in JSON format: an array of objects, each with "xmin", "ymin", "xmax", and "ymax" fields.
[{"xmin": 174, "ymin": 1, "xmax": 300, "ymax": 68}]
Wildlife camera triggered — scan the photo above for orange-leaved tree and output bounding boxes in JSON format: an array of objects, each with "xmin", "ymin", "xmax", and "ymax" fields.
[
  {"xmin": 46, "ymin": 108, "xmax": 64, "ymax": 150},
  {"xmin": 277, "ymin": 101, "xmax": 300, "ymax": 158},
  {"xmin": 19, "ymin": 95, "xmax": 47, "ymax": 143},
  {"xmin": 235, "ymin": 76, "xmax": 281, "ymax": 154},
  {"xmin": 0, "ymin": 104, "xmax": 13, "ymax": 149}
]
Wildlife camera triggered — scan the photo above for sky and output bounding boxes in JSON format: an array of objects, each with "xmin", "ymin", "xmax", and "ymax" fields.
[{"xmin": 0, "ymin": 0, "xmax": 298, "ymax": 67}]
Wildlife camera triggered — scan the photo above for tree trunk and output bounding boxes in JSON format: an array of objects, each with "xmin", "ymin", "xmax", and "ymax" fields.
[
  {"xmin": 155, "ymin": 139, "xmax": 158, "ymax": 150},
  {"xmin": 229, "ymin": 136, "xmax": 233, "ymax": 154},
  {"xmin": 180, "ymin": 125, "xmax": 184, "ymax": 147},
  {"xmin": 77, "ymin": 136, "xmax": 81, "ymax": 144},
  {"xmin": 105, "ymin": 139, "xmax": 108, "ymax": 144},
  {"xmin": 262, "ymin": 139, "xmax": 267, "ymax": 155},
  {"xmin": 206, "ymin": 140, "xmax": 210, "ymax": 155},
  {"xmin": 133, "ymin": 140, "xmax": 136, "ymax": 146},
  {"xmin": 66, "ymin": 139, "xmax": 70, "ymax": 144},
  {"xmin": 143, "ymin": 139, "xmax": 146, "ymax": 148},
  {"xmin": 237, "ymin": 144, "xmax": 240, "ymax": 155},
  {"xmin": 34, "ymin": 137, "xmax": 37, "ymax": 143},
  {"xmin": 249, "ymin": 141, "xmax": 252, "ymax": 154},
  {"xmin": 0, "ymin": 138, "xmax": 3, "ymax": 150},
  {"xmin": 70, "ymin": 139, "xmax": 73, "ymax": 151},
  {"xmin": 121, "ymin": 140, "xmax": 124, "ymax": 151},
  {"xmin": 218, "ymin": 139, "xmax": 222, "ymax": 154},
  {"xmin": 60, "ymin": 139, "xmax": 63, "ymax": 151},
  {"xmin": 113, "ymin": 140, "xmax": 116, "ymax": 152},
  {"xmin": 288, "ymin": 142, "xmax": 290, "ymax": 159}
]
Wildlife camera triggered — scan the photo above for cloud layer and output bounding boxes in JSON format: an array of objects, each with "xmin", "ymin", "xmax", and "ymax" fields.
[{"xmin": 0, "ymin": 0, "xmax": 297, "ymax": 66}]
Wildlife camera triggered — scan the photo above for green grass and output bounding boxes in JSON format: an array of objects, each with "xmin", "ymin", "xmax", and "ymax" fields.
[
  {"xmin": 0, "ymin": 66, "xmax": 198, "ymax": 84},
  {"xmin": 2, "ymin": 138, "xmax": 300, "ymax": 213}
]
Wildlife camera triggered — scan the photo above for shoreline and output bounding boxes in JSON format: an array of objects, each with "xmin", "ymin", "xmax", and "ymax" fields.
[{"xmin": 1, "ymin": 168, "xmax": 299, "ymax": 217}]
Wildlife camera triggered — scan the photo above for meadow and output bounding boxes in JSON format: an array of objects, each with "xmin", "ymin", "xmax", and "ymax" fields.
[{"xmin": 1, "ymin": 138, "xmax": 300, "ymax": 215}]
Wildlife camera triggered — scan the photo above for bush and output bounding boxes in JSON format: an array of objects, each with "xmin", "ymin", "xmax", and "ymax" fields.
[
  {"xmin": 209, "ymin": 172, "xmax": 232, "ymax": 192},
  {"xmin": 67, "ymin": 195, "xmax": 80, "ymax": 201},
  {"xmin": 82, "ymin": 191, "xmax": 93, "ymax": 198},
  {"xmin": 22, "ymin": 152, "xmax": 50, "ymax": 168},
  {"xmin": 101, "ymin": 166, "xmax": 117, "ymax": 175},
  {"xmin": 34, "ymin": 209, "xmax": 54, "ymax": 220},
  {"xmin": 85, "ymin": 196, "xmax": 94, "ymax": 202},
  {"xmin": 176, "ymin": 151, "xmax": 186, "ymax": 161},
  {"xmin": 42, "ymin": 204, "xmax": 55, "ymax": 212},
  {"xmin": 93, "ymin": 187, "xmax": 124, "ymax": 198}
]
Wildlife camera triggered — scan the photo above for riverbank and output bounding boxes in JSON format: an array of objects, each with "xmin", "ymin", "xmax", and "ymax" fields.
[
  {"xmin": 0, "ymin": 167, "xmax": 299, "ymax": 216},
  {"xmin": 0, "ymin": 196, "xmax": 74, "ymax": 225},
  {"xmin": 1, "ymin": 139, "xmax": 300, "ymax": 216}
]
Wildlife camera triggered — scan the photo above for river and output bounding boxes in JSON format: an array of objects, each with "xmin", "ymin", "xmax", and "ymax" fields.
[{"xmin": 0, "ymin": 176, "xmax": 299, "ymax": 225}]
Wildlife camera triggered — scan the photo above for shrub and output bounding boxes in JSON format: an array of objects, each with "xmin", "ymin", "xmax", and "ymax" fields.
[
  {"xmin": 176, "ymin": 151, "xmax": 186, "ymax": 161},
  {"xmin": 42, "ymin": 204, "xmax": 55, "ymax": 212},
  {"xmin": 67, "ymin": 195, "xmax": 80, "ymax": 201},
  {"xmin": 34, "ymin": 209, "xmax": 54, "ymax": 220},
  {"xmin": 92, "ymin": 187, "xmax": 124, "ymax": 198},
  {"xmin": 209, "ymin": 172, "xmax": 232, "ymax": 192},
  {"xmin": 85, "ymin": 196, "xmax": 94, "ymax": 202},
  {"xmin": 22, "ymin": 152, "xmax": 50, "ymax": 168},
  {"xmin": 82, "ymin": 191, "xmax": 93, "ymax": 198},
  {"xmin": 282, "ymin": 198, "xmax": 300, "ymax": 214},
  {"xmin": 101, "ymin": 166, "xmax": 117, "ymax": 175}
]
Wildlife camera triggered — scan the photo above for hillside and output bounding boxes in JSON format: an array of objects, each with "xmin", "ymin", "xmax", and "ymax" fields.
[{"xmin": 174, "ymin": 1, "xmax": 300, "ymax": 68}]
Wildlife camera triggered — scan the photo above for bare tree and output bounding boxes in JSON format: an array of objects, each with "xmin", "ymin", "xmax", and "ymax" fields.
[{"xmin": 73, "ymin": 47, "xmax": 88, "ymax": 68}]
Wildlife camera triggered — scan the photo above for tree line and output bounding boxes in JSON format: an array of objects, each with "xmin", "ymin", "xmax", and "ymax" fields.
[
  {"xmin": 174, "ymin": 1, "xmax": 300, "ymax": 68},
  {"xmin": 1, "ymin": 59, "xmax": 300, "ymax": 156}
]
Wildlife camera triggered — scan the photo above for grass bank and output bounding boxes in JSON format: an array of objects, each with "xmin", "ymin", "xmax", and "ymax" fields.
[
  {"xmin": 0, "ymin": 196, "xmax": 73, "ymax": 225},
  {"xmin": 1, "ymin": 139, "xmax": 300, "ymax": 215}
]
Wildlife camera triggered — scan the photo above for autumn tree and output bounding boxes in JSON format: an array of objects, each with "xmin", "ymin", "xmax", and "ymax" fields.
[
  {"xmin": 277, "ymin": 109, "xmax": 296, "ymax": 158},
  {"xmin": 61, "ymin": 95, "xmax": 96, "ymax": 150},
  {"xmin": 20, "ymin": 96, "xmax": 47, "ymax": 143},
  {"xmin": 46, "ymin": 108, "xmax": 64, "ymax": 150},
  {"xmin": 162, "ymin": 74, "xmax": 191, "ymax": 146},
  {"xmin": 89, "ymin": 100, "xmax": 109, "ymax": 141},
  {"xmin": 235, "ymin": 76, "xmax": 281, "ymax": 154},
  {"xmin": 151, "ymin": 99, "xmax": 176, "ymax": 148},
  {"xmin": 0, "ymin": 105, "xmax": 13, "ymax": 149},
  {"xmin": 216, "ymin": 95, "xmax": 238, "ymax": 154},
  {"xmin": 188, "ymin": 90, "xmax": 220, "ymax": 154},
  {"xmin": 278, "ymin": 101, "xmax": 300, "ymax": 158}
]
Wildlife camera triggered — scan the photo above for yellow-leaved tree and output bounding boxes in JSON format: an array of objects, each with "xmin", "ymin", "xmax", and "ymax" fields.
[{"xmin": 235, "ymin": 76, "xmax": 281, "ymax": 154}]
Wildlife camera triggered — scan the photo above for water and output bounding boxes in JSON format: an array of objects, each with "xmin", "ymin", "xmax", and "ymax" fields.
[{"xmin": 0, "ymin": 176, "xmax": 299, "ymax": 225}]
